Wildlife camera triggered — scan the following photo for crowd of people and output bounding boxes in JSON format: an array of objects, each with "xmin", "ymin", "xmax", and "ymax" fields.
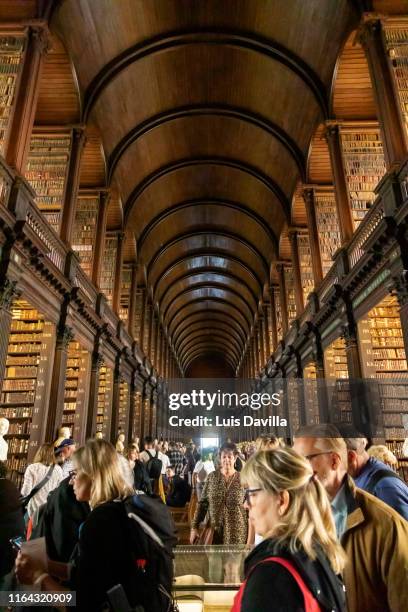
[{"xmin": 0, "ymin": 426, "xmax": 407, "ymax": 611}]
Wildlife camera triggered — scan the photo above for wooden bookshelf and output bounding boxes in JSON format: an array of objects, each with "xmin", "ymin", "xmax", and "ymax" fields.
[
  {"xmin": 303, "ymin": 362, "xmax": 320, "ymax": 425},
  {"xmin": 314, "ymin": 189, "xmax": 342, "ymax": 275},
  {"xmin": 119, "ymin": 266, "xmax": 131, "ymax": 323},
  {"xmin": 384, "ymin": 22, "xmax": 408, "ymax": 141},
  {"xmin": 0, "ymin": 35, "xmax": 25, "ymax": 155},
  {"xmin": 71, "ymin": 194, "xmax": 99, "ymax": 278},
  {"xmin": 131, "ymin": 390, "xmax": 142, "ymax": 442},
  {"xmin": 324, "ymin": 337, "xmax": 352, "ymax": 424},
  {"xmin": 297, "ymin": 232, "xmax": 314, "ymax": 305},
  {"xmin": 118, "ymin": 379, "xmax": 130, "ymax": 438},
  {"xmin": 358, "ymin": 295, "xmax": 408, "ymax": 446},
  {"xmin": 1, "ymin": 299, "xmax": 54, "ymax": 488},
  {"xmin": 96, "ymin": 364, "xmax": 113, "ymax": 439},
  {"xmin": 339, "ymin": 126, "xmax": 387, "ymax": 230},
  {"xmin": 100, "ymin": 235, "xmax": 117, "ymax": 306},
  {"xmin": 284, "ymin": 266, "xmax": 296, "ymax": 324},
  {"xmin": 63, "ymin": 341, "xmax": 90, "ymax": 444},
  {"xmin": 24, "ymin": 130, "xmax": 72, "ymax": 234}
]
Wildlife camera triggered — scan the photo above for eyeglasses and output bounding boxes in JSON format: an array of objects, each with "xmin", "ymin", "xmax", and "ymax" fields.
[
  {"xmin": 304, "ymin": 451, "xmax": 333, "ymax": 461},
  {"xmin": 243, "ymin": 488, "xmax": 262, "ymax": 506}
]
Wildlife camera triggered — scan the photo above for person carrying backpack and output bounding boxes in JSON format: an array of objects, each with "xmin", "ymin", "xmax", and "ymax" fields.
[{"xmin": 15, "ymin": 439, "xmax": 177, "ymax": 612}]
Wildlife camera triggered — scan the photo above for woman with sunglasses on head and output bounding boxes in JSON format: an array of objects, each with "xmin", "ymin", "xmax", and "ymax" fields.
[{"xmin": 232, "ymin": 447, "xmax": 347, "ymax": 612}]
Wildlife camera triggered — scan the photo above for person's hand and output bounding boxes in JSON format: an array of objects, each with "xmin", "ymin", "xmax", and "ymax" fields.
[
  {"xmin": 190, "ymin": 528, "xmax": 199, "ymax": 544},
  {"xmin": 15, "ymin": 551, "xmax": 46, "ymax": 585}
]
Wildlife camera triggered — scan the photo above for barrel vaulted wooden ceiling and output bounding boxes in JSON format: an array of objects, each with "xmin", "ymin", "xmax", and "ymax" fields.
[{"xmin": 14, "ymin": 0, "xmax": 397, "ymax": 375}]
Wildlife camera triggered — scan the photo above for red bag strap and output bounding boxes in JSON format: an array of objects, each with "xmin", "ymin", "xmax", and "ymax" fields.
[{"xmin": 231, "ymin": 555, "xmax": 321, "ymax": 612}]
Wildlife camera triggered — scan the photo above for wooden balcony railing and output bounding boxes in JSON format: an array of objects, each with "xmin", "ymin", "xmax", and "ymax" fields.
[
  {"xmin": 74, "ymin": 265, "xmax": 98, "ymax": 307},
  {"xmin": 348, "ymin": 196, "xmax": 385, "ymax": 269},
  {"xmin": 25, "ymin": 197, "xmax": 66, "ymax": 273},
  {"xmin": 0, "ymin": 156, "xmax": 14, "ymax": 209}
]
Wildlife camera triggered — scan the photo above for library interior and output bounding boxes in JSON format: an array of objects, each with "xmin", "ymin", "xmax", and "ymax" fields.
[{"xmin": 0, "ymin": 1, "xmax": 408, "ymax": 609}]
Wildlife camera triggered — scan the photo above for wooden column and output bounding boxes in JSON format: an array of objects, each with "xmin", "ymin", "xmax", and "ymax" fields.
[
  {"xmin": 147, "ymin": 307, "xmax": 155, "ymax": 362},
  {"xmin": 263, "ymin": 305, "xmax": 271, "ymax": 359},
  {"xmin": 269, "ymin": 288, "xmax": 278, "ymax": 352},
  {"xmin": 112, "ymin": 232, "xmax": 125, "ymax": 315},
  {"xmin": 289, "ymin": 230, "xmax": 304, "ymax": 316},
  {"xmin": 358, "ymin": 18, "xmax": 407, "ymax": 167},
  {"xmin": 46, "ymin": 324, "xmax": 74, "ymax": 441},
  {"xmin": 276, "ymin": 264, "xmax": 289, "ymax": 335},
  {"xmin": 91, "ymin": 191, "xmax": 110, "ymax": 287},
  {"xmin": 138, "ymin": 288, "xmax": 146, "ymax": 348},
  {"xmin": 127, "ymin": 374, "xmax": 136, "ymax": 446},
  {"xmin": 258, "ymin": 318, "xmax": 265, "ymax": 367},
  {"xmin": 302, "ymin": 188, "xmax": 323, "ymax": 286},
  {"xmin": 127, "ymin": 264, "xmax": 138, "ymax": 337},
  {"xmin": 59, "ymin": 127, "xmax": 86, "ymax": 244},
  {"xmin": 6, "ymin": 26, "xmax": 49, "ymax": 173},
  {"xmin": 85, "ymin": 352, "xmax": 103, "ymax": 439},
  {"xmin": 0, "ymin": 279, "xmax": 21, "ymax": 382},
  {"xmin": 325, "ymin": 124, "xmax": 354, "ymax": 243}
]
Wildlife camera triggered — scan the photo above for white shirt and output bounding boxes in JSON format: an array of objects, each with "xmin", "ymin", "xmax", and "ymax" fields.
[
  {"xmin": 193, "ymin": 460, "xmax": 215, "ymax": 482},
  {"xmin": 21, "ymin": 463, "xmax": 63, "ymax": 517},
  {"xmin": 139, "ymin": 449, "xmax": 169, "ymax": 474}
]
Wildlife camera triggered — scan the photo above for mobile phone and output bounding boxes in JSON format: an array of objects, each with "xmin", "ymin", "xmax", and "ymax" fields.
[{"xmin": 9, "ymin": 536, "xmax": 24, "ymax": 551}]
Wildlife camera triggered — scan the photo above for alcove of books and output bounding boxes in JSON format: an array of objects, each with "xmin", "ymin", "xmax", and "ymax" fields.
[
  {"xmin": 1, "ymin": 299, "xmax": 55, "ymax": 487},
  {"xmin": 324, "ymin": 336, "xmax": 352, "ymax": 424},
  {"xmin": 303, "ymin": 362, "xmax": 320, "ymax": 425},
  {"xmin": 284, "ymin": 266, "xmax": 296, "ymax": 324},
  {"xmin": 96, "ymin": 363, "xmax": 113, "ymax": 439},
  {"xmin": 71, "ymin": 192, "xmax": 99, "ymax": 278},
  {"xmin": 117, "ymin": 379, "xmax": 130, "ymax": 440},
  {"xmin": 384, "ymin": 19, "xmax": 408, "ymax": 141},
  {"xmin": 339, "ymin": 124, "xmax": 387, "ymax": 230},
  {"xmin": 297, "ymin": 232, "xmax": 314, "ymax": 305},
  {"xmin": 64, "ymin": 341, "xmax": 90, "ymax": 445},
  {"xmin": 130, "ymin": 389, "xmax": 142, "ymax": 444},
  {"xmin": 0, "ymin": 33, "xmax": 25, "ymax": 154},
  {"xmin": 119, "ymin": 265, "xmax": 131, "ymax": 323},
  {"xmin": 314, "ymin": 189, "xmax": 342, "ymax": 275},
  {"xmin": 100, "ymin": 234, "xmax": 117, "ymax": 306},
  {"xmin": 357, "ymin": 294, "xmax": 408, "ymax": 477},
  {"xmin": 24, "ymin": 128, "xmax": 72, "ymax": 234}
]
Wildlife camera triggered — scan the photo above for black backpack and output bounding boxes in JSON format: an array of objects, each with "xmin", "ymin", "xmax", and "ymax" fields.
[
  {"xmin": 145, "ymin": 450, "xmax": 163, "ymax": 480},
  {"xmin": 119, "ymin": 493, "xmax": 178, "ymax": 611}
]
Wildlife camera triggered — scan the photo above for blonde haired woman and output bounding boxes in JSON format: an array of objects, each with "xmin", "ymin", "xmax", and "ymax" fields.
[
  {"xmin": 16, "ymin": 439, "xmax": 176, "ymax": 611},
  {"xmin": 367, "ymin": 444, "xmax": 398, "ymax": 469},
  {"xmin": 232, "ymin": 448, "xmax": 346, "ymax": 612}
]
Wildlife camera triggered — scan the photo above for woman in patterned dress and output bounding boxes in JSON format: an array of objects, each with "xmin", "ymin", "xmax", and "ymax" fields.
[{"xmin": 190, "ymin": 442, "xmax": 247, "ymax": 544}]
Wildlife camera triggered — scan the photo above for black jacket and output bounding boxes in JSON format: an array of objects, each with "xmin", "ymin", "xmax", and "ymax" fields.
[
  {"xmin": 0, "ymin": 478, "xmax": 25, "ymax": 577},
  {"xmin": 133, "ymin": 459, "xmax": 152, "ymax": 495},
  {"xmin": 241, "ymin": 538, "xmax": 346, "ymax": 612},
  {"xmin": 31, "ymin": 477, "xmax": 90, "ymax": 562},
  {"xmin": 166, "ymin": 475, "xmax": 191, "ymax": 507}
]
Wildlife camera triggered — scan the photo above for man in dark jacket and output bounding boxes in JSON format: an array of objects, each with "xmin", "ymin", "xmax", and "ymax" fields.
[{"xmin": 0, "ymin": 461, "xmax": 25, "ymax": 589}]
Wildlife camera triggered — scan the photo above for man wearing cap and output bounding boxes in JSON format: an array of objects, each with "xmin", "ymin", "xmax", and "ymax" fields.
[
  {"xmin": 293, "ymin": 423, "xmax": 408, "ymax": 612},
  {"xmin": 54, "ymin": 439, "xmax": 76, "ymax": 479}
]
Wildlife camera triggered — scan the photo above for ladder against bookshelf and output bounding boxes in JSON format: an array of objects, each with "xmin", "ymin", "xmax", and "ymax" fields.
[
  {"xmin": 72, "ymin": 194, "xmax": 99, "ymax": 278},
  {"xmin": 100, "ymin": 235, "xmax": 117, "ymax": 307},
  {"xmin": 384, "ymin": 21, "xmax": 408, "ymax": 142},
  {"xmin": 284, "ymin": 266, "xmax": 297, "ymax": 324},
  {"xmin": 0, "ymin": 299, "xmax": 55, "ymax": 488},
  {"xmin": 24, "ymin": 130, "xmax": 72, "ymax": 234},
  {"xmin": 64, "ymin": 341, "xmax": 90, "ymax": 445},
  {"xmin": 339, "ymin": 125, "xmax": 387, "ymax": 230},
  {"xmin": 314, "ymin": 189, "xmax": 342, "ymax": 275},
  {"xmin": 303, "ymin": 362, "xmax": 320, "ymax": 425},
  {"xmin": 357, "ymin": 294, "xmax": 408, "ymax": 447},
  {"xmin": 96, "ymin": 363, "xmax": 113, "ymax": 440},
  {"xmin": 118, "ymin": 380, "xmax": 130, "ymax": 439},
  {"xmin": 119, "ymin": 266, "xmax": 132, "ymax": 323},
  {"xmin": 0, "ymin": 34, "xmax": 25, "ymax": 155},
  {"xmin": 324, "ymin": 336, "xmax": 352, "ymax": 424},
  {"xmin": 298, "ymin": 232, "xmax": 314, "ymax": 305}
]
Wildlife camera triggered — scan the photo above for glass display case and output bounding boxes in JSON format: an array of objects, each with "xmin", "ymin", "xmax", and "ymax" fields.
[{"xmin": 173, "ymin": 545, "xmax": 249, "ymax": 612}]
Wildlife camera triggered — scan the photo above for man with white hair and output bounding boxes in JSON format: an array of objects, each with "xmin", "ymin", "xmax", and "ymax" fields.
[
  {"xmin": 336, "ymin": 424, "xmax": 408, "ymax": 520},
  {"xmin": 294, "ymin": 423, "xmax": 408, "ymax": 612}
]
